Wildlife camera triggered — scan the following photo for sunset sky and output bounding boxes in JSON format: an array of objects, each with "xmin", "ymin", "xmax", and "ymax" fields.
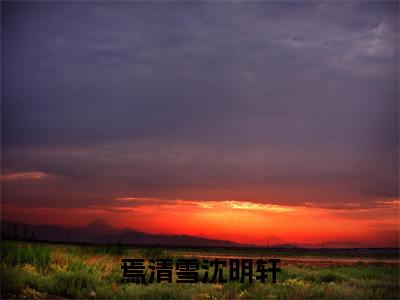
[{"xmin": 2, "ymin": 1, "xmax": 399, "ymax": 247}]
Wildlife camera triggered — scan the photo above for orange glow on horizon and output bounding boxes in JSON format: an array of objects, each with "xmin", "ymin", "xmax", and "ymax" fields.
[{"xmin": 2, "ymin": 197, "xmax": 399, "ymax": 247}]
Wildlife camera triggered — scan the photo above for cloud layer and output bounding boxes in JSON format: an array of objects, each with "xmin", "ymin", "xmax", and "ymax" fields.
[{"xmin": 2, "ymin": 1, "xmax": 398, "ymax": 212}]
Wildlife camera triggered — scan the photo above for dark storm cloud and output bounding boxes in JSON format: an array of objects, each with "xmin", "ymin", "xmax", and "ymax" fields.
[{"xmin": 2, "ymin": 1, "xmax": 398, "ymax": 208}]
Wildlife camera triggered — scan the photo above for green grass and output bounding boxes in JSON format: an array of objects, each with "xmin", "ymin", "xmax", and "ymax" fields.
[
  {"xmin": 139, "ymin": 247, "xmax": 168, "ymax": 259},
  {"xmin": 1, "ymin": 241, "xmax": 51, "ymax": 272},
  {"xmin": 1, "ymin": 240, "xmax": 399, "ymax": 299}
]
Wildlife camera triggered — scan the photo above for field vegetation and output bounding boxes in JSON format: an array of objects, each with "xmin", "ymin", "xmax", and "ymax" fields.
[{"xmin": 1, "ymin": 240, "xmax": 398, "ymax": 299}]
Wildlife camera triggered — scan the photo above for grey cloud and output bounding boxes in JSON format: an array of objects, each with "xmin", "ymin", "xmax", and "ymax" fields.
[{"xmin": 2, "ymin": 1, "xmax": 398, "ymax": 208}]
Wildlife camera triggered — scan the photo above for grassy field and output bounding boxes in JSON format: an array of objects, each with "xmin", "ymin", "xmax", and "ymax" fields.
[{"xmin": 1, "ymin": 240, "xmax": 399, "ymax": 299}]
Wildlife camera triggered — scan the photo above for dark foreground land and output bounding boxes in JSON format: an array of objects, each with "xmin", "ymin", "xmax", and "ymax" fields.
[{"xmin": 1, "ymin": 240, "xmax": 399, "ymax": 299}]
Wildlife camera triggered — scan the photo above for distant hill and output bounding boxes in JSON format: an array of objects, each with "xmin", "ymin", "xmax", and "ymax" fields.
[
  {"xmin": 83, "ymin": 218, "xmax": 116, "ymax": 234},
  {"xmin": 0, "ymin": 220, "xmax": 250, "ymax": 248},
  {"xmin": 1, "ymin": 220, "xmax": 380, "ymax": 249}
]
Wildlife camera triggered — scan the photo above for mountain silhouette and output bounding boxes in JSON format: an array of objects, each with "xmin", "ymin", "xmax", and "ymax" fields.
[
  {"xmin": 1, "ymin": 220, "xmax": 387, "ymax": 250},
  {"xmin": 0, "ymin": 220, "xmax": 248, "ymax": 247},
  {"xmin": 84, "ymin": 219, "xmax": 116, "ymax": 234}
]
